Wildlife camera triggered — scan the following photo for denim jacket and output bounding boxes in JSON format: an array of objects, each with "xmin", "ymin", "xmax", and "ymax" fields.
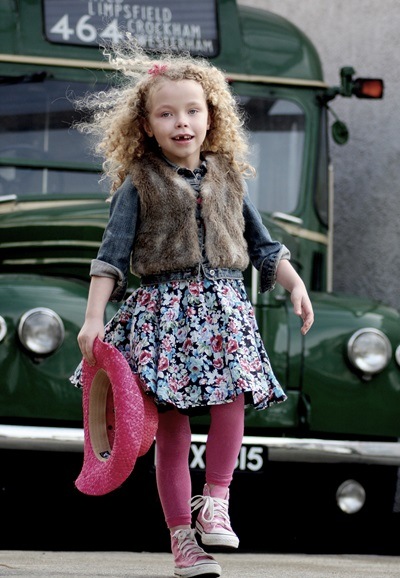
[{"xmin": 91, "ymin": 160, "xmax": 290, "ymax": 302}]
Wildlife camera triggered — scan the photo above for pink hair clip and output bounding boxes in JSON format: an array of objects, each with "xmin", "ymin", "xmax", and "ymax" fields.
[{"xmin": 148, "ymin": 63, "xmax": 168, "ymax": 76}]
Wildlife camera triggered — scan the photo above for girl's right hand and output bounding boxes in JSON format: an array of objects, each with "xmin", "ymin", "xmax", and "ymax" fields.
[{"xmin": 77, "ymin": 318, "xmax": 105, "ymax": 366}]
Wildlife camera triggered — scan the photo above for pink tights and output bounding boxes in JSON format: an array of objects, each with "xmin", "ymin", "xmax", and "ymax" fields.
[{"xmin": 155, "ymin": 395, "xmax": 245, "ymax": 529}]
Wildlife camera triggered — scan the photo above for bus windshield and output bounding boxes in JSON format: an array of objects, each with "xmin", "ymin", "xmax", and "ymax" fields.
[
  {"xmin": 242, "ymin": 96, "xmax": 305, "ymax": 215},
  {"xmin": 0, "ymin": 76, "xmax": 105, "ymax": 197},
  {"xmin": 0, "ymin": 77, "xmax": 305, "ymax": 214}
]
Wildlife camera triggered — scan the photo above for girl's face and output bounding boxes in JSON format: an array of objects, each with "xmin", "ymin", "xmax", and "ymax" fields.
[{"xmin": 144, "ymin": 78, "xmax": 210, "ymax": 171}]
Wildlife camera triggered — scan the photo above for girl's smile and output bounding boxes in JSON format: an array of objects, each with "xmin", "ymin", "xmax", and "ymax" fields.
[{"xmin": 144, "ymin": 78, "xmax": 210, "ymax": 171}]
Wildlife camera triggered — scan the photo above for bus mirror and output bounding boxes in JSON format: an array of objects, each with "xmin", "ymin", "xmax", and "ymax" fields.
[
  {"xmin": 331, "ymin": 120, "xmax": 349, "ymax": 145},
  {"xmin": 327, "ymin": 105, "xmax": 349, "ymax": 145},
  {"xmin": 353, "ymin": 78, "xmax": 384, "ymax": 99}
]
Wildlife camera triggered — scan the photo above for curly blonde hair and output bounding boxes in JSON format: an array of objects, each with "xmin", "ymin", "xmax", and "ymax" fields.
[{"xmin": 75, "ymin": 37, "xmax": 254, "ymax": 193}]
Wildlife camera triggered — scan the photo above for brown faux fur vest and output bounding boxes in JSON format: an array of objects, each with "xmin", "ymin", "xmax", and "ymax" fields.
[{"xmin": 130, "ymin": 152, "xmax": 249, "ymax": 276}]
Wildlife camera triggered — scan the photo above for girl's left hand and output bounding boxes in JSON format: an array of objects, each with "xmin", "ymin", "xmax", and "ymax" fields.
[{"xmin": 290, "ymin": 285, "xmax": 314, "ymax": 335}]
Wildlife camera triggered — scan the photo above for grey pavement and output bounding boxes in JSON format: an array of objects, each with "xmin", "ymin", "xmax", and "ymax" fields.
[{"xmin": 0, "ymin": 551, "xmax": 400, "ymax": 578}]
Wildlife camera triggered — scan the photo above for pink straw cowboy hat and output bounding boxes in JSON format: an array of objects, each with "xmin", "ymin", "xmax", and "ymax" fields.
[{"xmin": 75, "ymin": 338, "xmax": 158, "ymax": 496}]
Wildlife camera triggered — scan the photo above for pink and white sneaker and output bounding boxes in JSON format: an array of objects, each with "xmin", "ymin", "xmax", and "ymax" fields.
[
  {"xmin": 171, "ymin": 528, "xmax": 222, "ymax": 577},
  {"xmin": 190, "ymin": 484, "xmax": 239, "ymax": 549}
]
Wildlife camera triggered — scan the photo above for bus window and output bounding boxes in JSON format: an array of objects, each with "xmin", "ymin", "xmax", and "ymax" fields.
[
  {"xmin": 241, "ymin": 97, "xmax": 305, "ymax": 215},
  {"xmin": 0, "ymin": 77, "xmax": 105, "ymax": 197}
]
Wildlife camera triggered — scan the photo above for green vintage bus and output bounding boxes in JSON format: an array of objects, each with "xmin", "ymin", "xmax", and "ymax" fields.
[{"xmin": 0, "ymin": 0, "xmax": 398, "ymax": 553}]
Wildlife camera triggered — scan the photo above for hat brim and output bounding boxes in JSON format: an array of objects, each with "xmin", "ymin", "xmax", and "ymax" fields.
[{"xmin": 75, "ymin": 338, "xmax": 158, "ymax": 496}]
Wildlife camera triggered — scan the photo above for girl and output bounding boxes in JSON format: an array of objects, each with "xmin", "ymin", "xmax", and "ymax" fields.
[{"xmin": 71, "ymin": 40, "xmax": 314, "ymax": 578}]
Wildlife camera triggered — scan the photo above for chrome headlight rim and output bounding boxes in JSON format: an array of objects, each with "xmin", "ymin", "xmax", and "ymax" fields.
[
  {"xmin": 395, "ymin": 345, "xmax": 400, "ymax": 368},
  {"xmin": 0, "ymin": 315, "xmax": 7, "ymax": 343},
  {"xmin": 18, "ymin": 307, "xmax": 65, "ymax": 355},
  {"xmin": 347, "ymin": 327, "xmax": 392, "ymax": 376}
]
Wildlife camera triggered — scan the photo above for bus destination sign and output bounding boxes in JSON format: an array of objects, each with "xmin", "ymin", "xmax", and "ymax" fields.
[{"xmin": 43, "ymin": 0, "xmax": 219, "ymax": 57}]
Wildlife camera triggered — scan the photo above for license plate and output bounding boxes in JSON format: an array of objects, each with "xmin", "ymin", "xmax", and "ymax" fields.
[{"xmin": 189, "ymin": 442, "xmax": 266, "ymax": 473}]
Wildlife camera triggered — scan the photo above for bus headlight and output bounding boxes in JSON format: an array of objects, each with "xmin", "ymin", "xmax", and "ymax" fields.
[
  {"xmin": 18, "ymin": 307, "xmax": 64, "ymax": 355},
  {"xmin": 347, "ymin": 328, "xmax": 392, "ymax": 377}
]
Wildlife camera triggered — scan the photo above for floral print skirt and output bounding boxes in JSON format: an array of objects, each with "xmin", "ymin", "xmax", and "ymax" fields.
[{"xmin": 70, "ymin": 278, "xmax": 287, "ymax": 414}]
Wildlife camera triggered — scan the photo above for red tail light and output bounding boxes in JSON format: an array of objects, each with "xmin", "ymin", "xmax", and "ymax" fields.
[{"xmin": 353, "ymin": 78, "xmax": 384, "ymax": 99}]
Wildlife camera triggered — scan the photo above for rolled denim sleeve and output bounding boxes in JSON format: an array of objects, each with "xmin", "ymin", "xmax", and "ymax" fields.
[
  {"xmin": 90, "ymin": 259, "xmax": 127, "ymax": 302},
  {"xmin": 90, "ymin": 176, "xmax": 140, "ymax": 302},
  {"xmin": 243, "ymin": 193, "xmax": 290, "ymax": 293}
]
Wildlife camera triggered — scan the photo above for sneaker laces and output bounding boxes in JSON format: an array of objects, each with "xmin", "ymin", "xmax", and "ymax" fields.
[
  {"xmin": 190, "ymin": 494, "xmax": 230, "ymax": 525},
  {"xmin": 173, "ymin": 529, "xmax": 210, "ymax": 558}
]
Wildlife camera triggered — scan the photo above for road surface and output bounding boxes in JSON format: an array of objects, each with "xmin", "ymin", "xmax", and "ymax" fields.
[{"xmin": 0, "ymin": 551, "xmax": 400, "ymax": 577}]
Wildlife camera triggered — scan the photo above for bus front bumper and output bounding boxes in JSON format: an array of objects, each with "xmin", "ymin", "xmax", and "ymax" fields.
[{"xmin": 0, "ymin": 424, "xmax": 399, "ymax": 466}]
